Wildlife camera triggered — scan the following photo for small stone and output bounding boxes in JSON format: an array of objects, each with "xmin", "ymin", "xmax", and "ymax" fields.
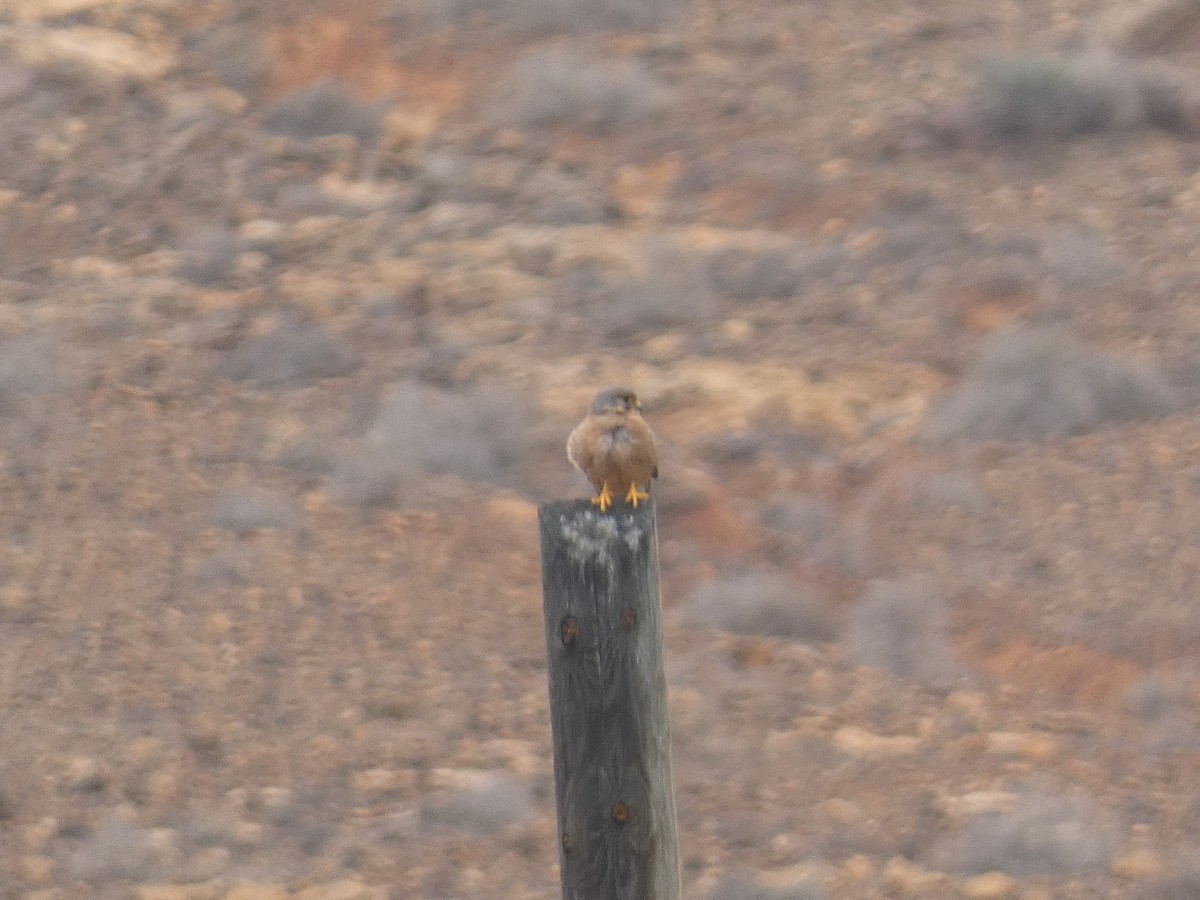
[
  {"xmin": 231, "ymin": 821, "xmax": 263, "ymax": 848},
  {"xmin": 23, "ymin": 817, "xmax": 57, "ymax": 851},
  {"xmin": 19, "ymin": 854, "xmax": 54, "ymax": 883},
  {"xmin": 882, "ymin": 856, "xmax": 946, "ymax": 895},
  {"xmin": 1111, "ymin": 848, "xmax": 1163, "ymax": 878},
  {"xmin": 222, "ymin": 882, "xmax": 286, "ymax": 900},
  {"xmin": 610, "ymin": 155, "xmax": 681, "ymax": 221},
  {"xmin": 204, "ymin": 612, "xmax": 232, "ymax": 638},
  {"xmin": 128, "ymin": 738, "xmax": 162, "ymax": 764},
  {"xmin": 832, "ymin": 725, "xmax": 919, "ymax": 757},
  {"xmin": 351, "ymin": 768, "xmax": 403, "ymax": 797},
  {"xmin": 1018, "ymin": 732, "xmax": 1059, "ymax": 762},
  {"xmin": 757, "ymin": 862, "xmax": 828, "ymax": 892},
  {"xmin": 484, "ymin": 496, "xmax": 537, "ymax": 528},
  {"xmin": 946, "ymin": 690, "xmax": 991, "ymax": 726},
  {"xmin": 818, "ymin": 798, "xmax": 865, "ymax": 826},
  {"xmin": 65, "ymin": 756, "xmax": 109, "ymax": 792},
  {"xmin": 260, "ymin": 787, "xmax": 293, "ymax": 811},
  {"xmin": 962, "ymin": 871, "xmax": 1015, "ymax": 899},
  {"xmin": 186, "ymin": 846, "xmax": 231, "ymax": 881},
  {"xmin": 295, "ymin": 880, "xmax": 377, "ymax": 900},
  {"xmin": 11, "ymin": 26, "xmax": 176, "ymax": 80},
  {"xmin": 935, "ymin": 791, "xmax": 1018, "ymax": 819},
  {"xmin": 147, "ymin": 769, "xmax": 180, "ymax": 804},
  {"xmin": 643, "ymin": 333, "xmax": 685, "ymax": 360},
  {"xmin": 840, "ymin": 853, "xmax": 874, "ymax": 884},
  {"xmin": 0, "ymin": 584, "xmax": 29, "ymax": 611},
  {"xmin": 238, "ymin": 220, "xmax": 284, "ymax": 247},
  {"xmin": 720, "ymin": 318, "xmax": 753, "ymax": 342},
  {"xmin": 135, "ymin": 885, "xmax": 222, "ymax": 900}
]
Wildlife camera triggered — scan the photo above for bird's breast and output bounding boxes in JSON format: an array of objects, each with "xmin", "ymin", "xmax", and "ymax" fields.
[{"xmin": 599, "ymin": 424, "xmax": 633, "ymax": 453}]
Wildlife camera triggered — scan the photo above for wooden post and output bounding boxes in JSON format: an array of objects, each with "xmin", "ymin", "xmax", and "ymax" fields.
[{"xmin": 538, "ymin": 498, "xmax": 680, "ymax": 900}]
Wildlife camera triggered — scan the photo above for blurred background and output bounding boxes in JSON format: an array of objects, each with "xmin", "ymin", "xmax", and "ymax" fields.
[{"xmin": 3, "ymin": 0, "xmax": 1200, "ymax": 896}]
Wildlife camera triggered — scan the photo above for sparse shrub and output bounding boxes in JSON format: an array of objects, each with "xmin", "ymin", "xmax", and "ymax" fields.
[
  {"xmin": 0, "ymin": 334, "xmax": 56, "ymax": 415},
  {"xmin": 607, "ymin": 238, "xmax": 717, "ymax": 334},
  {"xmin": 921, "ymin": 324, "xmax": 1177, "ymax": 442},
  {"xmin": 707, "ymin": 243, "xmax": 839, "ymax": 301},
  {"xmin": 185, "ymin": 19, "xmax": 271, "ymax": 97},
  {"xmin": 1125, "ymin": 674, "xmax": 1200, "ymax": 752},
  {"xmin": 175, "ymin": 225, "xmax": 241, "ymax": 286},
  {"xmin": 910, "ymin": 471, "xmax": 987, "ymax": 516},
  {"xmin": 704, "ymin": 872, "xmax": 826, "ymax": 900},
  {"xmin": 845, "ymin": 576, "xmax": 962, "ymax": 683},
  {"xmin": 487, "ymin": 47, "xmax": 671, "ymax": 134},
  {"xmin": 932, "ymin": 784, "xmax": 1115, "ymax": 877},
  {"xmin": 680, "ymin": 572, "xmax": 836, "ymax": 643},
  {"xmin": 761, "ymin": 495, "xmax": 867, "ymax": 575},
  {"xmin": 332, "ymin": 381, "xmax": 532, "ymax": 506},
  {"xmin": 394, "ymin": 0, "xmax": 681, "ymax": 35},
  {"xmin": 420, "ymin": 772, "xmax": 536, "ymax": 835},
  {"xmin": 973, "ymin": 52, "xmax": 1142, "ymax": 140},
  {"xmin": 524, "ymin": 166, "xmax": 609, "ymax": 226},
  {"xmin": 1137, "ymin": 869, "xmax": 1200, "ymax": 900},
  {"xmin": 212, "ymin": 489, "xmax": 297, "ymax": 534},
  {"xmin": 68, "ymin": 819, "xmax": 164, "ymax": 882},
  {"xmin": 261, "ymin": 77, "xmax": 387, "ymax": 145},
  {"xmin": 219, "ymin": 318, "xmax": 358, "ymax": 386},
  {"xmin": 1038, "ymin": 224, "xmax": 1128, "ymax": 289},
  {"xmin": 1135, "ymin": 60, "xmax": 1200, "ymax": 135}
]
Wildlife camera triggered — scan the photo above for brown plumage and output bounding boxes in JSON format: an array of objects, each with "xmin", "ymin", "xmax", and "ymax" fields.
[{"xmin": 567, "ymin": 386, "xmax": 659, "ymax": 511}]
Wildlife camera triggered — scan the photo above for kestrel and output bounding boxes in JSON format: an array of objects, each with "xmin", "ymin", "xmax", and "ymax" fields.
[{"xmin": 567, "ymin": 386, "xmax": 659, "ymax": 512}]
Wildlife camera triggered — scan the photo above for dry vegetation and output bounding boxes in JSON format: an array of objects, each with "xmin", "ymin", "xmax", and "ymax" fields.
[{"xmin": 4, "ymin": 0, "xmax": 1200, "ymax": 897}]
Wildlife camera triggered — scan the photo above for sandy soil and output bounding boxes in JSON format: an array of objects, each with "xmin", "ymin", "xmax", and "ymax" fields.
[{"xmin": 4, "ymin": 0, "xmax": 1200, "ymax": 897}]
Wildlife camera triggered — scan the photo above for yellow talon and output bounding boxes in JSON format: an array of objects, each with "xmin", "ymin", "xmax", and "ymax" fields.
[
  {"xmin": 625, "ymin": 484, "xmax": 650, "ymax": 507},
  {"xmin": 592, "ymin": 483, "xmax": 614, "ymax": 511}
]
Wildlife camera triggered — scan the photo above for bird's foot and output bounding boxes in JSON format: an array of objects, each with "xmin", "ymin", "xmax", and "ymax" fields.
[
  {"xmin": 592, "ymin": 483, "xmax": 614, "ymax": 512},
  {"xmin": 625, "ymin": 484, "xmax": 650, "ymax": 508}
]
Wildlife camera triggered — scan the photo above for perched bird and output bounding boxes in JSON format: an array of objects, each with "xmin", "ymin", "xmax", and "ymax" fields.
[{"xmin": 567, "ymin": 386, "xmax": 659, "ymax": 512}]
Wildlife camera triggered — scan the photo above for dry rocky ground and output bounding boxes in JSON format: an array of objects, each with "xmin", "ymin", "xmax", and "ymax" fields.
[{"xmin": 6, "ymin": 0, "xmax": 1200, "ymax": 897}]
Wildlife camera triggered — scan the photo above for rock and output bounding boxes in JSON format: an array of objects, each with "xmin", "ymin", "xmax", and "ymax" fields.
[
  {"xmin": 19, "ymin": 854, "xmax": 54, "ymax": 882},
  {"xmin": 1111, "ymin": 848, "xmax": 1164, "ymax": 878},
  {"xmin": 610, "ymin": 154, "xmax": 682, "ymax": 221},
  {"xmin": 238, "ymin": 220, "xmax": 284, "ymax": 248},
  {"xmin": 882, "ymin": 856, "xmax": 947, "ymax": 895},
  {"xmin": 962, "ymin": 871, "xmax": 1016, "ymax": 898},
  {"xmin": 9, "ymin": 0, "xmax": 116, "ymax": 21},
  {"xmin": 351, "ymin": 768, "xmax": 407, "ymax": 798},
  {"xmin": 984, "ymin": 731, "xmax": 1059, "ymax": 760},
  {"xmin": 720, "ymin": 318, "xmax": 754, "ymax": 342},
  {"xmin": 832, "ymin": 725, "xmax": 920, "ymax": 757},
  {"xmin": 0, "ymin": 25, "xmax": 175, "ymax": 80},
  {"xmin": 840, "ymin": 854, "xmax": 875, "ymax": 884},
  {"xmin": 23, "ymin": 817, "xmax": 58, "ymax": 851},
  {"xmin": 64, "ymin": 756, "xmax": 109, "ymax": 792},
  {"xmin": 295, "ymin": 880, "xmax": 380, "ymax": 900},
  {"xmin": 0, "ymin": 584, "xmax": 29, "ymax": 611},
  {"xmin": 135, "ymin": 885, "xmax": 222, "ymax": 900},
  {"xmin": 222, "ymin": 883, "xmax": 287, "ymax": 900},
  {"xmin": 818, "ymin": 798, "xmax": 866, "ymax": 826},
  {"xmin": 935, "ymin": 791, "xmax": 1018, "ymax": 819}
]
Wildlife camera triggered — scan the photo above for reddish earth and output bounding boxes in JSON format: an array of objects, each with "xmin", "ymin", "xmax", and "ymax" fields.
[{"xmin": 4, "ymin": 0, "xmax": 1200, "ymax": 897}]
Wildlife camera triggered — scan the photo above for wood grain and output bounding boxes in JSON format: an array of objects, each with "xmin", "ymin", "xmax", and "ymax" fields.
[{"xmin": 538, "ymin": 498, "xmax": 680, "ymax": 900}]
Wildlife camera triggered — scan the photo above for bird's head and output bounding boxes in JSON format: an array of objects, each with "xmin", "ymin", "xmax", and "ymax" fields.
[{"xmin": 590, "ymin": 386, "xmax": 642, "ymax": 415}]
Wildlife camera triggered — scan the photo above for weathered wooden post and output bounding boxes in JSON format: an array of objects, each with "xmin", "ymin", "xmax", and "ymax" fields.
[{"xmin": 538, "ymin": 498, "xmax": 680, "ymax": 900}]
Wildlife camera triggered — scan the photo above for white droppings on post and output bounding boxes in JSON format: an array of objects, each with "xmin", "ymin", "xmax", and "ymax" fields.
[
  {"xmin": 622, "ymin": 518, "xmax": 644, "ymax": 554},
  {"xmin": 559, "ymin": 509, "xmax": 620, "ymax": 568}
]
